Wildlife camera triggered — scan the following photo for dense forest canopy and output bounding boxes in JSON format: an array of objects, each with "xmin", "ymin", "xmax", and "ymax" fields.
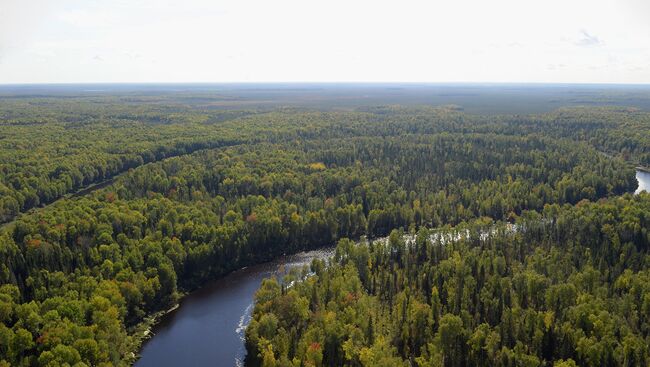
[
  {"xmin": 2, "ymin": 96, "xmax": 650, "ymax": 223},
  {"xmin": 246, "ymin": 195, "xmax": 650, "ymax": 366},
  {"xmin": 0, "ymin": 88, "xmax": 649, "ymax": 366}
]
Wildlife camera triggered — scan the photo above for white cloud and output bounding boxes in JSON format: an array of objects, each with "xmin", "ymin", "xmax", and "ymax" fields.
[
  {"xmin": 575, "ymin": 30, "xmax": 602, "ymax": 47},
  {"xmin": 0, "ymin": 0, "xmax": 649, "ymax": 83}
]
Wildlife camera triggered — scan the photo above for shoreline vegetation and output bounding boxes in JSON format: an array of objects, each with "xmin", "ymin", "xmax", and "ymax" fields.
[
  {"xmin": 128, "ymin": 153, "xmax": 648, "ymax": 365},
  {"xmin": 132, "ymin": 169, "xmax": 649, "ymax": 365},
  {"xmin": 126, "ymin": 304, "xmax": 180, "ymax": 364},
  {"xmin": 130, "ymin": 181, "xmax": 650, "ymax": 365},
  {"xmin": 245, "ymin": 194, "xmax": 650, "ymax": 366}
]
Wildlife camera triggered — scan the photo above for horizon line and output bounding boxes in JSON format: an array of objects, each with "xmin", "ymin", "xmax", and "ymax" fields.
[{"xmin": 2, "ymin": 81, "xmax": 650, "ymax": 87}]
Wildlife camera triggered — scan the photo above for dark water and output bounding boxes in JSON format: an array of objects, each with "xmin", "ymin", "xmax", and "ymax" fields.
[
  {"xmin": 636, "ymin": 169, "xmax": 650, "ymax": 194},
  {"xmin": 135, "ymin": 248, "xmax": 334, "ymax": 367}
]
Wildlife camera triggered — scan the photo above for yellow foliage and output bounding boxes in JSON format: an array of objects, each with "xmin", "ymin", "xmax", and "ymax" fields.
[{"xmin": 308, "ymin": 162, "xmax": 326, "ymax": 171}]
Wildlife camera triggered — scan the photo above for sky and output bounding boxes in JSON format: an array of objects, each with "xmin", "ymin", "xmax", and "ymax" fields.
[{"xmin": 1, "ymin": 0, "xmax": 650, "ymax": 84}]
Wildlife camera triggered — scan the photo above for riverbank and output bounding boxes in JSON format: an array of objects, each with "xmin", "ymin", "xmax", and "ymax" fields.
[
  {"xmin": 131, "ymin": 224, "xmax": 503, "ymax": 366},
  {"xmin": 120, "ymin": 164, "xmax": 649, "ymax": 365},
  {"xmin": 125, "ymin": 304, "xmax": 181, "ymax": 365},
  {"xmin": 132, "ymin": 247, "xmax": 336, "ymax": 366},
  {"xmin": 131, "ymin": 168, "xmax": 650, "ymax": 365}
]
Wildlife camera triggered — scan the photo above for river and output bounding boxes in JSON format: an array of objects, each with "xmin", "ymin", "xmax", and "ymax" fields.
[
  {"xmin": 636, "ymin": 169, "xmax": 650, "ymax": 195},
  {"xmin": 135, "ymin": 170, "xmax": 650, "ymax": 366},
  {"xmin": 135, "ymin": 248, "xmax": 334, "ymax": 367}
]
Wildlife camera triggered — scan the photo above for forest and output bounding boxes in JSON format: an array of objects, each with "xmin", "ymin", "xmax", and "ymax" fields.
[
  {"xmin": 0, "ymin": 92, "xmax": 649, "ymax": 366},
  {"xmin": 246, "ymin": 194, "xmax": 650, "ymax": 366},
  {"xmin": 2, "ymin": 98, "xmax": 650, "ymax": 223}
]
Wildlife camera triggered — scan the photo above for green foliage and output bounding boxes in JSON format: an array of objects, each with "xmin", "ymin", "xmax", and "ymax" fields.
[
  {"xmin": 0, "ymin": 98, "xmax": 648, "ymax": 365},
  {"xmin": 246, "ymin": 195, "xmax": 650, "ymax": 366},
  {"xmin": 2, "ymin": 100, "xmax": 648, "ymax": 223}
]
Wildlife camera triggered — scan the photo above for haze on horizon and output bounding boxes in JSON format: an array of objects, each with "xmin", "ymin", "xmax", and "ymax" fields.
[{"xmin": 1, "ymin": 0, "xmax": 650, "ymax": 85}]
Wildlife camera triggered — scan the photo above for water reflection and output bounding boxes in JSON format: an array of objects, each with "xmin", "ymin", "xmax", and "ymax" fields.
[
  {"xmin": 636, "ymin": 169, "xmax": 650, "ymax": 195},
  {"xmin": 136, "ymin": 248, "xmax": 333, "ymax": 367}
]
